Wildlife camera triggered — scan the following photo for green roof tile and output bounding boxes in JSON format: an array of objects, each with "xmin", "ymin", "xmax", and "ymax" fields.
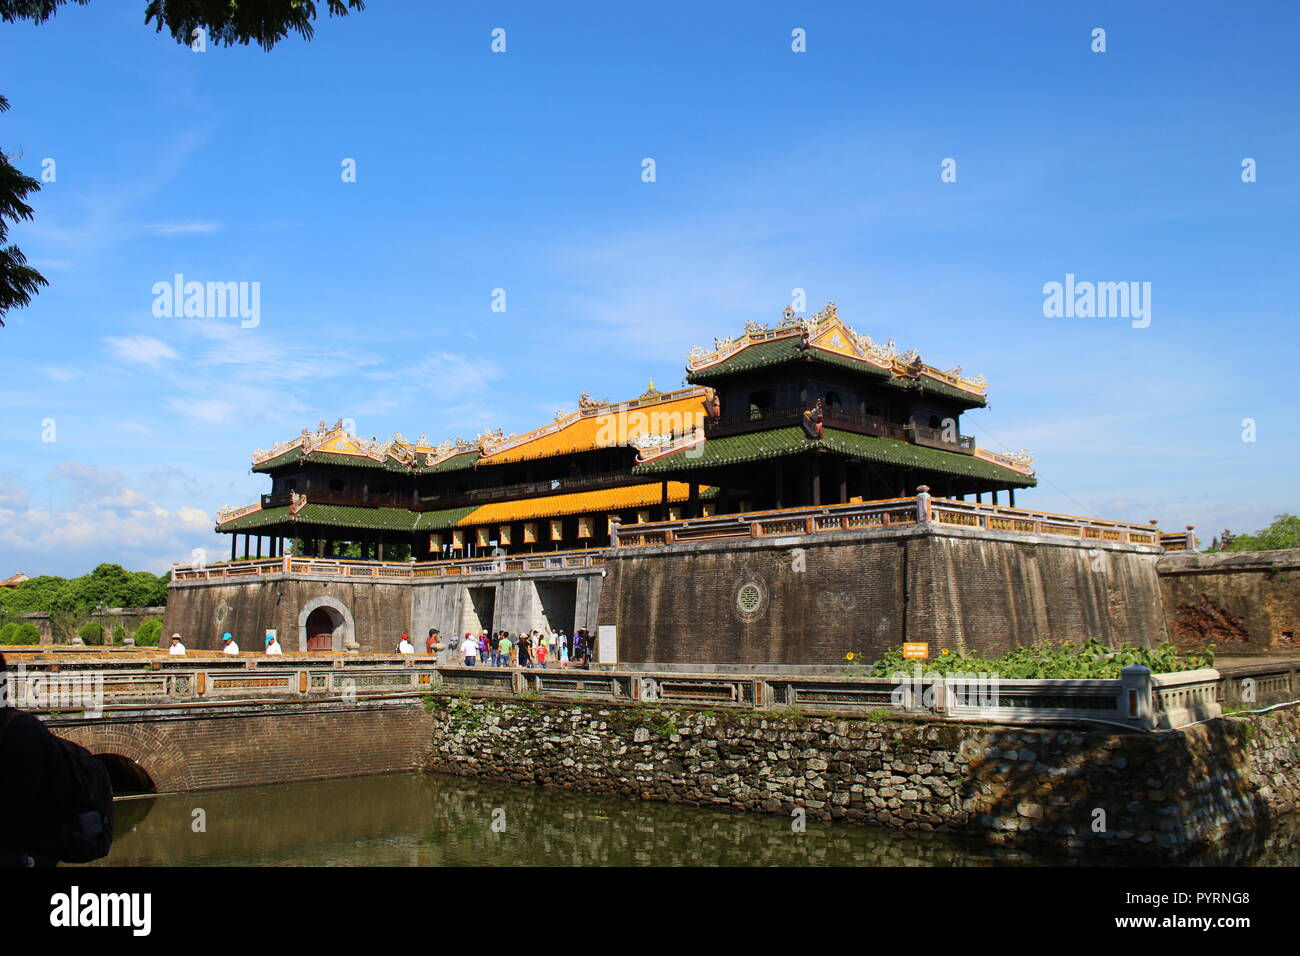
[{"xmin": 633, "ymin": 426, "xmax": 1033, "ymax": 485}]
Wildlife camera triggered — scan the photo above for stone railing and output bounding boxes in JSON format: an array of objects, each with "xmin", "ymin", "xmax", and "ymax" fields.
[
  {"xmin": 170, "ymin": 550, "xmax": 608, "ymax": 583},
  {"xmin": 436, "ymin": 663, "xmax": 1223, "ymax": 732},
  {"xmin": 614, "ymin": 493, "xmax": 1166, "ymax": 550},
  {"xmin": 4, "ymin": 654, "xmax": 1222, "ymax": 731}
]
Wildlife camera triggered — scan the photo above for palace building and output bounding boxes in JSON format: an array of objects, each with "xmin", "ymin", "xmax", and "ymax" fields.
[{"xmin": 214, "ymin": 303, "xmax": 1037, "ymax": 562}]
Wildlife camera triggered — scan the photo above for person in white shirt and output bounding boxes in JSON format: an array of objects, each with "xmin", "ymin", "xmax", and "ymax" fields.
[
  {"xmin": 264, "ymin": 633, "xmax": 283, "ymax": 655},
  {"xmin": 397, "ymin": 633, "xmax": 414, "ymax": 654},
  {"xmin": 167, "ymin": 633, "xmax": 187, "ymax": 656},
  {"xmin": 221, "ymin": 632, "xmax": 240, "ymax": 655}
]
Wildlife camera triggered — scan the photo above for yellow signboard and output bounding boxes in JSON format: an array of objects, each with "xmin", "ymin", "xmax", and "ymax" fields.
[{"xmin": 902, "ymin": 643, "xmax": 929, "ymax": 659}]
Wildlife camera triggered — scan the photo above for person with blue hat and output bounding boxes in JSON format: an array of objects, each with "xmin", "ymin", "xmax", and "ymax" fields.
[
  {"xmin": 221, "ymin": 632, "xmax": 240, "ymax": 656},
  {"xmin": 264, "ymin": 631, "xmax": 283, "ymax": 655}
]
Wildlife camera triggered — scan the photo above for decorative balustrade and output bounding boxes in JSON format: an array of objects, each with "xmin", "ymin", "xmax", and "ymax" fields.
[
  {"xmin": 7, "ymin": 655, "xmax": 1220, "ymax": 732},
  {"xmin": 171, "ymin": 549, "xmax": 608, "ymax": 583},
  {"xmin": 613, "ymin": 495, "xmax": 1168, "ymax": 550}
]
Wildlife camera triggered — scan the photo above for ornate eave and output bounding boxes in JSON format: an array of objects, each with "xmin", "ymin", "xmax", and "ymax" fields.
[{"xmin": 686, "ymin": 302, "xmax": 989, "ymax": 399}]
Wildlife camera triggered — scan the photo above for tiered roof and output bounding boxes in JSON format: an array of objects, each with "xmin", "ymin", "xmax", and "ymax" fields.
[{"xmin": 685, "ymin": 302, "xmax": 989, "ymax": 407}]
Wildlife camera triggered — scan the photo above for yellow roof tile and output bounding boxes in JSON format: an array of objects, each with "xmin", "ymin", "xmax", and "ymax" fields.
[
  {"xmin": 458, "ymin": 482, "xmax": 703, "ymax": 525},
  {"xmin": 478, "ymin": 388, "xmax": 711, "ymax": 465}
]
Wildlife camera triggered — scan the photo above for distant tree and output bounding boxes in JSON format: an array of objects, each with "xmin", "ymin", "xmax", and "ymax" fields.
[
  {"xmin": 1224, "ymin": 514, "xmax": 1300, "ymax": 553},
  {"xmin": 77, "ymin": 620, "xmax": 103, "ymax": 645},
  {"xmin": 111, "ymin": 624, "xmax": 127, "ymax": 645},
  {"xmin": 0, "ymin": 0, "xmax": 366, "ymax": 323},
  {"xmin": 49, "ymin": 606, "xmax": 90, "ymax": 643}
]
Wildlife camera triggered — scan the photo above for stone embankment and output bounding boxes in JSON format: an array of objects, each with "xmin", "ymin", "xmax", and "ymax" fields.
[{"xmin": 426, "ymin": 695, "xmax": 1300, "ymax": 856}]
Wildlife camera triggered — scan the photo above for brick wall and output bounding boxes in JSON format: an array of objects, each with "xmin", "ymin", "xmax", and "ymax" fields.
[
  {"xmin": 600, "ymin": 524, "xmax": 1168, "ymax": 664},
  {"xmin": 1158, "ymin": 550, "xmax": 1300, "ymax": 654},
  {"xmin": 52, "ymin": 701, "xmax": 433, "ymax": 792}
]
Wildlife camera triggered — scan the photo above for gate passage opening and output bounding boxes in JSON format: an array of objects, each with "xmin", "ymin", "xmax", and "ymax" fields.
[{"xmin": 305, "ymin": 605, "xmax": 343, "ymax": 651}]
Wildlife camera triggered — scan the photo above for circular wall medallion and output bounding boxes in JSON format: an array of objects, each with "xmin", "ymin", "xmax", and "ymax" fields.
[{"xmin": 734, "ymin": 580, "xmax": 768, "ymax": 622}]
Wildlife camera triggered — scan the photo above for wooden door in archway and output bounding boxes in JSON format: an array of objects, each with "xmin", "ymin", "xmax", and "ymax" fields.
[{"xmin": 305, "ymin": 606, "xmax": 338, "ymax": 651}]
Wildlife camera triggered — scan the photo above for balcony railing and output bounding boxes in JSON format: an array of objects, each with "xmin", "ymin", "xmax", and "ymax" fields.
[
  {"xmin": 262, "ymin": 489, "xmax": 414, "ymax": 510},
  {"xmin": 613, "ymin": 494, "xmax": 1167, "ymax": 550},
  {"xmin": 172, "ymin": 549, "xmax": 608, "ymax": 583}
]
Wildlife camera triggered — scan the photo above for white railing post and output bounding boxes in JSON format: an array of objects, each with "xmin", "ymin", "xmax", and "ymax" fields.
[
  {"xmin": 915, "ymin": 485, "xmax": 932, "ymax": 524},
  {"xmin": 1121, "ymin": 665, "xmax": 1154, "ymax": 730}
]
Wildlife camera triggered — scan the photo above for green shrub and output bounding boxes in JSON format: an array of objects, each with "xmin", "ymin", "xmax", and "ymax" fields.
[
  {"xmin": 111, "ymin": 625, "xmax": 127, "ymax": 645},
  {"xmin": 134, "ymin": 619, "xmax": 162, "ymax": 647},
  {"xmin": 0, "ymin": 621, "xmax": 41, "ymax": 644},
  {"xmin": 77, "ymin": 622, "xmax": 104, "ymax": 646},
  {"xmin": 867, "ymin": 638, "xmax": 1214, "ymax": 680}
]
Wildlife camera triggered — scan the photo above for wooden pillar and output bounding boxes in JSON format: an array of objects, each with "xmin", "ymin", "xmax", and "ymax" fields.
[
  {"xmin": 811, "ymin": 458, "xmax": 822, "ymax": 507},
  {"xmin": 255, "ymin": 536, "xmax": 262, "ymax": 558},
  {"xmin": 992, "ymin": 490, "xmax": 999, "ymax": 506},
  {"xmin": 836, "ymin": 459, "xmax": 847, "ymax": 505},
  {"xmin": 230, "ymin": 535, "xmax": 236, "ymax": 562},
  {"xmin": 774, "ymin": 465, "xmax": 784, "ymax": 509},
  {"xmin": 688, "ymin": 482, "xmax": 699, "ymax": 519},
  {"xmin": 661, "ymin": 480, "xmax": 669, "ymax": 521},
  {"xmin": 377, "ymin": 537, "xmax": 385, "ymax": 562}
]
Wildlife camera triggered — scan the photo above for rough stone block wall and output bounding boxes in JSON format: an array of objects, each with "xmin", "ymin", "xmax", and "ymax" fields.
[
  {"xmin": 426, "ymin": 696, "xmax": 1300, "ymax": 857},
  {"xmin": 600, "ymin": 525, "xmax": 1168, "ymax": 664},
  {"xmin": 54, "ymin": 701, "xmax": 433, "ymax": 793},
  {"xmin": 1158, "ymin": 550, "xmax": 1300, "ymax": 654}
]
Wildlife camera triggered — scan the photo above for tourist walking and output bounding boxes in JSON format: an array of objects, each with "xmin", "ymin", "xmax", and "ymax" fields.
[
  {"xmin": 463, "ymin": 635, "xmax": 478, "ymax": 666},
  {"xmin": 499, "ymin": 632, "xmax": 513, "ymax": 668},
  {"xmin": 536, "ymin": 640, "xmax": 548, "ymax": 669},
  {"xmin": 558, "ymin": 641, "xmax": 569, "ymax": 669},
  {"xmin": 264, "ymin": 633, "xmax": 283, "ymax": 655},
  {"xmin": 168, "ymin": 633, "xmax": 187, "ymax": 655},
  {"xmin": 519, "ymin": 632, "xmax": 533, "ymax": 668},
  {"xmin": 425, "ymin": 628, "xmax": 440, "ymax": 660},
  {"xmin": 397, "ymin": 633, "xmax": 414, "ymax": 654},
  {"xmin": 478, "ymin": 631, "xmax": 490, "ymax": 665},
  {"xmin": 222, "ymin": 632, "xmax": 240, "ymax": 655}
]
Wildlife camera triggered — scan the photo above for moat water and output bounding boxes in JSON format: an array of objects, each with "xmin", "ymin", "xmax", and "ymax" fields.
[{"xmin": 82, "ymin": 773, "xmax": 1300, "ymax": 867}]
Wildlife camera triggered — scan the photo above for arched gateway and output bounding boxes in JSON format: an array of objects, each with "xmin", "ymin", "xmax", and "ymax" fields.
[{"xmin": 297, "ymin": 596, "xmax": 355, "ymax": 652}]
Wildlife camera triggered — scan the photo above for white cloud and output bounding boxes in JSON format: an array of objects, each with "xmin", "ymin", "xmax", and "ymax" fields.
[
  {"xmin": 104, "ymin": 335, "xmax": 180, "ymax": 367},
  {"xmin": 142, "ymin": 220, "xmax": 222, "ymax": 236},
  {"xmin": 0, "ymin": 465, "xmax": 217, "ymax": 575}
]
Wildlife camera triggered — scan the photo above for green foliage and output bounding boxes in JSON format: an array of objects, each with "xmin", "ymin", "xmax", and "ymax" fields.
[
  {"xmin": 0, "ymin": 0, "xmax": 368, "ymax": 53},
  {"xmin": 1222, "ymin": 514, "xmax": 1300, "ymax": 553},
  {"xmin": 134, "ymin": 619, "xmax": 162, "ymax": 647},
  {"xmin": 77, "ymin": 621, "xmax": 103, "ymax": 646},
  {"xmin": 868, "ymin": 638, "xmax": 1215, "ymax": 680},
  {"xmin": 0, "ymin": 620, "xmax": 40, "ymax": 644},
  {"xmin": 0, "ymin": 93, "xmax": 48, "ymax": 325},
  {"xmin": 0, "ymin": 563, "xmax": 168, "ymax": 619},
  {"xmin": 111, "ymin": 624, "xmax": 127, "ymax": 645}
]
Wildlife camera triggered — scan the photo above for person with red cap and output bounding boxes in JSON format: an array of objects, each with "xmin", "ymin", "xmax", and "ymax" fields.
[{"xmin": 396, "ymin": 633, "xmax": 414, "ymax": 654}]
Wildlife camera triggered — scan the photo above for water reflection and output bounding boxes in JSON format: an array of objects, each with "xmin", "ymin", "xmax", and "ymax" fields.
[{"xmin": 84, "ymin": 773, "xmax": 1300, "ymax": 867}]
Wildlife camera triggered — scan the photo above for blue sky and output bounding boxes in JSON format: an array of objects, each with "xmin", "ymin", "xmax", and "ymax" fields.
[{"xmin": 1, "ymin": 0, "xmax": 1296, "ymax": 575}]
